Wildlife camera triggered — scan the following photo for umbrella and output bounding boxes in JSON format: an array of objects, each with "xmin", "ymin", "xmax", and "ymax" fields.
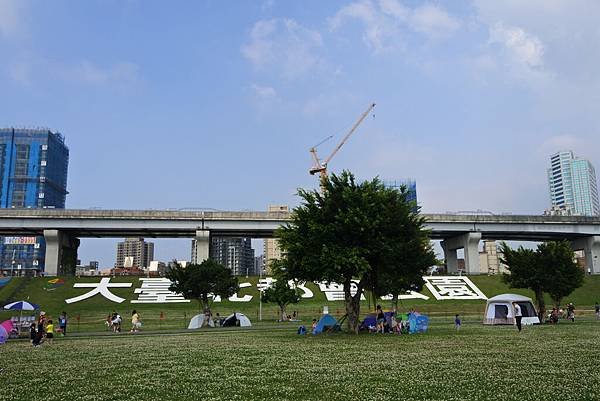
[
  {"xmin": 0, "ymin": 320, "xmax": 14, "ymax": 344},
  {"xmin": 3, "ymin": 301, "xmax": 39, "ymax": 311},
  {"xmin": 3, "ymin": 302, "xmax": 39, "ymax": 335}
]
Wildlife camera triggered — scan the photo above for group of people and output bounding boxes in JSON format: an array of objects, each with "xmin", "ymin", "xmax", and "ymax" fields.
[
  {"xmin": 106, "ymin": 310, "xmax": 141, "ymax": 333},
  {"xmin": 371, "ymin": 305, "xmax": 413, "ymax": 334},
  {"xmin": 545, "ymin": 303, "xmax": 577, "ymax": 325},
  {"xmin": 30, "ymin": 311, "xmax": 67, "ymax": 347}
]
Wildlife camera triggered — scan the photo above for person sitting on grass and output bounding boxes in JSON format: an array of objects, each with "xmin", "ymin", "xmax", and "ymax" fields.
[
  {"xmin": 376, "ymin": 305, "xmax": 385, "ymax": 334},
  {"xmin": 111, "ymin": 312, "xmax": 122, "ymax": 333}
]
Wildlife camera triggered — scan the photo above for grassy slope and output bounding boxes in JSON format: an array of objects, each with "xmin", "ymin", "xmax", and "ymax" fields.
[
  {"xmin": 1, "ymin": 321, "xmax": 599, "ymax": 401},
  {"xmin": 1, "ymin": 275, "xmax": 599, "ymax": 332}
]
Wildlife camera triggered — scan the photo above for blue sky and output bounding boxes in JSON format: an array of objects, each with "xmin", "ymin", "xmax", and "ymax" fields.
[{"xmin": 1, "ymin": 0, "xmax": 599, "ymax": 267}]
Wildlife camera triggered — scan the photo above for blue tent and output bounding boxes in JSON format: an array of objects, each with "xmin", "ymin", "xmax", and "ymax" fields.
[
  {"xmin": 408, "ymin": 313, "xmax": 429, "ymax": 334},
  {"xmin": 313, "ymin": 314, "xmax": 338, "ymax": 334},
  {"xmin": 360, "ymin": 312, "xmax": 395, "ymax": 331}
]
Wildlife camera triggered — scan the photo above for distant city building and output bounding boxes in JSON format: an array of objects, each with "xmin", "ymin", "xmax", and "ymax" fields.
[
  {"xmin": 382, "ymin": 179, "xmax": 417, "ymax": 205},
  {"xmin": 76, "ymin": 261, "xmax": 100, "ymax": 276},
  {"xmin": 115, "ymin": 238, "xmax": 154, "ymax": 269},
  {"xmin": 147, "ymin": 260, "xmax": 168, "ymax": 276},
  {"xmin": 254, "ymin": 254, "xmax": 265, "ymax": 276},
  {"xmin": 264, "ymin": 205, "xmax": 288, "ymax": 274},
  {"xmin": 210, "ymin": 237, "xmax": 254, "ymax": 276},
  {"xmin": 547, "ymin": 151, "xmax": 600, "ymax": 216},
  {"xmin": 0, "ymin": 128, "xmax": 69, "ymax": 276},
  {"xmin": 452, "ymin": 241, "xmax": 506, "ymax": 275}
]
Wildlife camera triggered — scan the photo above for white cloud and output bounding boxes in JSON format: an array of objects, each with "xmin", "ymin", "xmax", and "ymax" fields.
[
  {"xmin": 0, "ymin": 0, "xmax": 23, "ymax": 37},
  {"xmin": 329, "ymin": 0, "xmax": 398, "ymax": 52},
  {"xmin": 489, "ymin": 22, "xmax": 544, "ymax": 68},
  {"xmin": 410, "ymin": 4, "xmax": 460, "ymax": 38},
  {"xmin": 251, "ymin": 83, "xmax": 277, "ymax": 99},
  {"xmin": 329, "ymin": 0, "xmax": 460, "ymax": 52},
  {"xmin": 241, "ymin": 18, "xmax": 324, "ymax": 78}
]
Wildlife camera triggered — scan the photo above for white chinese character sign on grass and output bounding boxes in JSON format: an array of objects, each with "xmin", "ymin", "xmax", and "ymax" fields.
[
  {"xmin": 132, "ymin": 278, "xmax": 190, "ymax": 304},
  {"xmin": 318, "ymin": 281, "xmax": 365, "ymax": 301},
  {"xmin": 424, "ymin": 276, "xmax": 487, "ymax": 300},
  {"xmin": 257, "ymin": 277, "xmax": 314, "ymax": 299},
  {"xmin": 380, "ymin": 291, "xmax": 430, "ymax": 301},
  {"xmin": 65, "ymin": 278, "xmax": 132, "ymax": 304}
]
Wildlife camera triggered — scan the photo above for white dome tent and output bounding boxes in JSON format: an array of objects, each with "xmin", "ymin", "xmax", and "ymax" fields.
[
  {"xmin": 222, "ymin": 312, "xmax": 252, "ymax": 327},
  {"xmin": 483, "ymin": 294, "xmax": 540, "ymax": 325},
  {"xmin": 188, "ymin": 313, "xmax": 215, "ymax": 329}
]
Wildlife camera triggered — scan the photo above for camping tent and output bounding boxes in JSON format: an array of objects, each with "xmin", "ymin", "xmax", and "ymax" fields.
[
  {"xmin": 222, "ymin": 313, "xmax": 252, "ymax": 327},
  {"xmin": 188, "ymin": 313, "xmax": 215, "ymax": 329},
  {"xmin": 484, "ymin": 294, "xmax": 540, "ymax": 325},
  {"xmin": 408, "ymin": 313, "xmax": 429, "ymax": 334},
  {"xmin": 313, "ymin": 314, "xmax": 338, "ymax": 334},
  {"xmin": 359, "ymin": 312, "xmax": 394, "ymax": 331}
]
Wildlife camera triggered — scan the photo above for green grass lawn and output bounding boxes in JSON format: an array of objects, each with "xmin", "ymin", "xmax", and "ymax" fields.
[
  {"xmin": 2, "ymin": 319, "xmax": 599, "ymax": 401},
  {"xmin": 1, "ymin": 275, "xmax": 599, "ymax": 333}
]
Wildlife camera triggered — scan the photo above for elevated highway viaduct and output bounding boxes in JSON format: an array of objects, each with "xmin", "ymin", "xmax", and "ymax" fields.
[{"xmin": 0, "ymin": 209, "xmax": 598, "ymax": 276}]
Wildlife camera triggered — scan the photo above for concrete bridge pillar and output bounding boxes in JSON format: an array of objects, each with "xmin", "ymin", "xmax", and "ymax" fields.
[
  {"xmin": 441, "ymin": 240, "xmax": 459, "ymax": 273},
  {"xmin": 192, "ymin": 229, "xmax": 211, "ymax": 264},
  {"xmin": 43, "ymin": 229, "xmax": 80, "ymax": 276},
  {"xmin": 441, "ymin": 232, "xmax": 482, "ymax": 274},
  {"xmin": 571, "ymin": 236, "xmax": 600, "ymax": 274}
]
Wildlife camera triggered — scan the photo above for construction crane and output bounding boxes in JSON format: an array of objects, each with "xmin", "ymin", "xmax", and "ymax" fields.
[{"xmin": 309, "ymin": 102, "xmax": 376, "ymax": 188}]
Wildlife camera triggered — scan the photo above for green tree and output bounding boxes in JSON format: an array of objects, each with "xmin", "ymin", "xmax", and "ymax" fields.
[
  {"xmin": 501, "ymin": 240, "xmax": 584, "ymax": 320},
  {"xmin": 276, "ymin": 171, "xmax": 436, "ymax": 333},
  {"xmin": 538, "ymin": 241, "xmax": 584, "ymax": 307},
  {"xmin": 372, "ymin": 218, "xmax": 437, "ymax": 310},
  {"xmin": 500, "ymin": 244, "xmax": 545, "ymax": 319},
  {"xmin": 166, "ymin": 259, "xmax": 238, "ymax": 317},
  {"xmin": 262, "ymin": 263, "xmax": 301, "ymax": 322}
]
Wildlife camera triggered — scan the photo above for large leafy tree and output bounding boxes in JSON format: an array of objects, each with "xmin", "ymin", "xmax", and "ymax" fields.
[
  {"xmin": 500, "ymin": 244, "xmax": 545, "ymax": 318},
  {"xmin": 501, "ymin": 240, "xmax": 583, "ymax": 320},
  {"xmin": 166, "ymin": 259, "xmax": 238, "ymax": 317},
  {"xmin": 262, "ymin": 262, "xmax": 301, "ymax": 321},
  {"xmin": 276, "ymin": 171, "xmax": 436, "ymax": 333},
  {"xmin": 538, "ymin": 241, "xmax": 584, "ymax": 307}
]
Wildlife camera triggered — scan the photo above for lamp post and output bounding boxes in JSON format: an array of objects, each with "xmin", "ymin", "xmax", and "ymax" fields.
[
  {"xmin": 11, "ymin": 249, "xmax": 16, "ymax": 277},
  {"xmin": 259, "ymin": 267, "xmax": 265, "ymax": 321}
]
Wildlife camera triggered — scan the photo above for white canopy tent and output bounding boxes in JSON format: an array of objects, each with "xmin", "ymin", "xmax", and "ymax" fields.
[
  {"xmin": 188, "ymin": 313, "xmax": 215, "ymax": 329},
  {"xmin": 484, "ymin": 294, "xmax": 540, "ymax": 325}
]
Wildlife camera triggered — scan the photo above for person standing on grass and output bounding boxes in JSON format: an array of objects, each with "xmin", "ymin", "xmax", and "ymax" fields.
[
  {"xmin": 58, "ymin": 312, "xmax": 67, "ymax": 336},
  {"xmin": 513, "ymin": 303, "xmax": 522, "ymax": 332},
  {"xmin": 567, "ymin": 303, "xmax": 575, "ymax": 322},
  {"xmin": 454, "ymin": 314, "xmax": 461, "ymax": 331},
  {"xmin": 131, "ymin": 310, "xmax": 141, "ymax": 333},
  {"xmin": 30, "ymin": 323, "xmax": 37, "ymax": 346},
  {"xmin": 595, "ymin": 302, "xmax": 600, "ymax": 320},
  {"xmin": 45, "ymin": 320, "xmax": 54, "ymax": 344}
]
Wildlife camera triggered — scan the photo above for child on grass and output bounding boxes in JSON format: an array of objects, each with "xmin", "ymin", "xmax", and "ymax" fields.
[
  {"xmin": 455, "ymin": 314, "xmax": 461, "ymax": 331},
  {"xmin": 45, "ymin": 320, "xmax": 54, "ymax": 344}
]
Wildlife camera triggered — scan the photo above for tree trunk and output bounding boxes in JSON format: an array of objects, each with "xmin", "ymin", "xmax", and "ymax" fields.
[
  {"xmin": 201, "ymin": 296, "xmax": 211, "ymax": 327},
  {"xmin": 534, "ymin": 288, "xmax": 546, "ymax": 322},
  {"xmin": 392, "ymin": 294, "xmax": 399, "ymax": 311},
  {"xmin": 279, "ymin": 305, "xmax": 286, "ymax": 322},
  {"xmin": 344, "ymin": 279, "xmax": 361, "ymax": 334}
]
